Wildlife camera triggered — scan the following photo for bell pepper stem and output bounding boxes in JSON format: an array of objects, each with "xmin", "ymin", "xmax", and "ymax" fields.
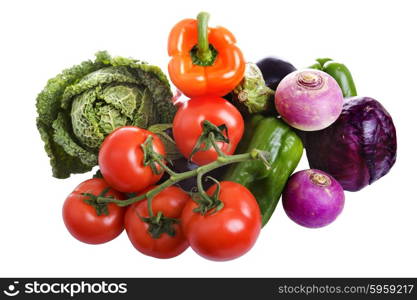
[
  {"xmin": 196, "ymin": 12, "xmax": 213, "ymax": 64},
  {"xmin": 316, "ymin": 58, "xmax": 333, "ymax": 67}
]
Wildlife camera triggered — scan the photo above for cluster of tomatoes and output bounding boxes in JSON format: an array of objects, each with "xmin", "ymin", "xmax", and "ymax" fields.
[
  {"xmin": 63, "ymin": 92, "xmax": 264, "ymax": 261},
  {"xmin": 62, "ymin": 11, "xmax": 269, "ymax": 261}
]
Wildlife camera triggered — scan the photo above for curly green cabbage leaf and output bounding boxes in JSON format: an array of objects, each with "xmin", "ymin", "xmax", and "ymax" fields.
[{"xmin": 36, "ymin": 51, "xmax": 177, "ymax": 178}]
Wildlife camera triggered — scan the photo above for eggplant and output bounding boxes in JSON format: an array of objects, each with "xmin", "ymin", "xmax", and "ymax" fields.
[
  {"xmin": 156, "ymin": 127, "xmax": 225, "ymax": 192},
  {"xmin": 256, "ymin": 57, "xmax": 297, "ymax": 91},
  {"xmin": 302, "ymin": 96, "xmax": 397, "ymax": 191},
  {"xmin": 160, "ymin": 158, "xmax": 226, "ymax": 192}
]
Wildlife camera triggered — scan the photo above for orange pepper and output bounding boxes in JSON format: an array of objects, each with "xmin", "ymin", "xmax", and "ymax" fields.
[{"xmin": 168, "ymin": 12, "xmax": 245, "ymax": 98}]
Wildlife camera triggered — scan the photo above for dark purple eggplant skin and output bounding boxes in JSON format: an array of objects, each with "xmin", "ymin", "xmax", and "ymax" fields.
[
  {"xmin": 156, "ymin": 128, "xmax": 224, "ymax": 191},
  {"xmin": 302, "ymin": 96, "xmax": 397, "ymax": 192},
  {"xmin": 158, "ymin": 158, "xmax": 226, "ymax": 192},
  {"xmin": 256, "ymin": 57, "xmax": 297, "ymax": 91}
]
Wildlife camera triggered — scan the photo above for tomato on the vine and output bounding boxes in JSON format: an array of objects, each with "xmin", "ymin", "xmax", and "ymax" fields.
[
  {"xmin": 99, "ymin": 126, "xmax": 166, "ymax": 193},
  {"xmin": 124, "ymin": 186, "xmax": 190, "ymax": 259},
  {"xmin": 62, "ymin": 178, "xmax": 126, "ymax": 245},
  {"xmin": 181, "ymin": 181, "xmax": 261, "ymax": 261},
  {"xmin": 172, "ymin": 96, "xmax": 244, "ymax": 165}
]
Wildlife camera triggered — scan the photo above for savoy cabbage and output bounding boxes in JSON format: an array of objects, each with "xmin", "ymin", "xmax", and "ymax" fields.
[{"xmin": 36, "ymin": 51, "xmax": 176, "ymax": 178}]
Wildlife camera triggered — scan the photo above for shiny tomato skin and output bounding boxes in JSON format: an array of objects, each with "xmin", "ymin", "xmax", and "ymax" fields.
[
  {"xmin": 62, "ymin": 178, "xmax": 126, "ymax": 245},
  {"xmin": 173, "ymin": 96, "xmax": 244, "ymax": 165},
  {"xmin": 181, "ymin": 181, "xmax": 261, "ymax": 261},
  {"xmin": 98, "ymin": 126, "xmax": 166, "ymax": 193},
  {"xmin": 124, "ymin": 186, "xmax": 190, "ymax": 259}
]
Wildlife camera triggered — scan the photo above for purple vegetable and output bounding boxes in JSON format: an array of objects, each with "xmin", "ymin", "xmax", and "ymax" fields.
[
  {"xmin": 256, "ymin": 57, "xmax": 297, "ymax": 91},
  {"xmin": 302, "ymin": 96, "xmax": 397, "ymax": 191},
  {"xmin": 156, "ymin": 127, "xmax": 225, "ymax": 192},
  {"xmin": 275, "ymin": 69, "xmax": 344, "ymax": 131},
  {"xmin": 283, "ymin": 169, "xmax": 345, "ymax": 228},
  {"xmin": 158, "ymin": 158, "xmax": 225, "ymax": 192}
]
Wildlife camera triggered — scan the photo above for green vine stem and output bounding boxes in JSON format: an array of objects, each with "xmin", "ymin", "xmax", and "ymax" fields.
[
  {"xmin": 209, "ymin": 132, "xmax": 226, "ymax": 158},
  {"xmin": 96, "ymin": 120, "xmax": 270, "ymax": 225},
  {"xmin": 97, "ymin": 149, "xmax": 268, "ymax": 208},
  {"xmin": 94, "ymin": 121, "xmax": 270, "ymax": 238},
  {"xmin": 196, "ymin": 170, "xmax": 212, "ymax": 205}
]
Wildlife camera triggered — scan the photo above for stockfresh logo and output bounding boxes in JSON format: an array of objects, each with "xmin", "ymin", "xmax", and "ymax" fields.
[
  {"xmin": 2, "ymin": 280, "xmax": 128, "ymax": 297},
  {"xmin": 3, "ymin": 281, "xmax": 20, "ymax": 297}
]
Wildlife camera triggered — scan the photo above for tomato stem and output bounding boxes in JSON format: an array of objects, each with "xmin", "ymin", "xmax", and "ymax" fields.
[
  {"xmin": 156, "ymin": 211, "xmax": 163, "ymax": 223},
  {"xmin": 152, "ymin": 152, "xmax": 177, "ymax": 177},
  {"xmin": 141, "ymin": 135, "xmax": 168, "ymax": 175},
  {"xmin": 209, "ymin": 132, "xmax": 226, "ymax": 158},
  {"xmin": 196, "ymin": 171, "xmax": 213, "ymax": 205},
  {"xmin": 147, "ymin": 194, "xmax": 154, "ymax": 218},
  {"xmin": 97, "ymin": 150, "xmax": 267, "ymax": 207},
  {"xmin": 97, "ymin": 121, "xmax": 271, "ymax": 218},
  {"xmin": 193, "ymin": 175, "xmax": 224, "ymax": 215},
  {"xmin": 189, "ymin": 120, "xmax": 229, "ymax": 160}
]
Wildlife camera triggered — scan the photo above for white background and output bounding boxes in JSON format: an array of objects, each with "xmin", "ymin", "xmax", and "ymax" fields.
[{"xmin": 1, "ymin": 0, "xmax": 416, "ymax": 277}]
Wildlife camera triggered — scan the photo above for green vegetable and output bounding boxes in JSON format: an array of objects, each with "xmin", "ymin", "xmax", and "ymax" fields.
[
  {"xmin": 228, "ymin": 63, "xmax": 275, "ymax": 115},
  {"xmin": 222, "ymin": 115, "xmax": 303, "ymax": 226},
  {"xmin": 36, "ymin": 51, "xmax": 176, "ymax": 179},
  {"xmin": 310, "ymin": 58, "xmax": 357, "ymax": 98}
]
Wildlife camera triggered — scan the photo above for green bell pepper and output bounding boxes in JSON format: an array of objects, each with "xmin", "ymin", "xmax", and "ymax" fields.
[
  {"xmin": 310, "ymin": 58, "xmax": 357, "ymax": 98},
  {"xmin": 222, "ymin": 115, "xmax": 303, "ymax": 226}
]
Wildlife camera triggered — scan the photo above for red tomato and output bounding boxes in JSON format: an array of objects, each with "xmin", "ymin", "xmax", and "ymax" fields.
[
  {"xmin": 181, "ymin": 181, "xmax": 261, "ymax": 261},
  {"xmin": 124, "ymin": 186, "xmax": 190, "ymax": 259},
  {"xmin": 62, "ymin": 178, "xmax": 126, "ymax": 245},
  {"xmin": 172, "ymin": 96, "xmax": 244, "ymax": 165},
  {"xmin": 99, "ymin": 126, "xmax": 166, "ymax": 193}
]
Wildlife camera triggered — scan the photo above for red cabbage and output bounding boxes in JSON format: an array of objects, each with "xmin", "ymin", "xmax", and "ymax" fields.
[{"xmin": 302, "ymin": 96, "xmax": 397, "ymax": 191}]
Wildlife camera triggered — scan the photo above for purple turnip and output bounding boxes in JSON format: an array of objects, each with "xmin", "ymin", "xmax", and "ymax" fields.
[
  {"xmin": 275, "ymin": 69, "xmax": 343, "ymax": 131},
  {"xmin": 282, "ymin": 169, "xmax": 345, "ymax": 228}
]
